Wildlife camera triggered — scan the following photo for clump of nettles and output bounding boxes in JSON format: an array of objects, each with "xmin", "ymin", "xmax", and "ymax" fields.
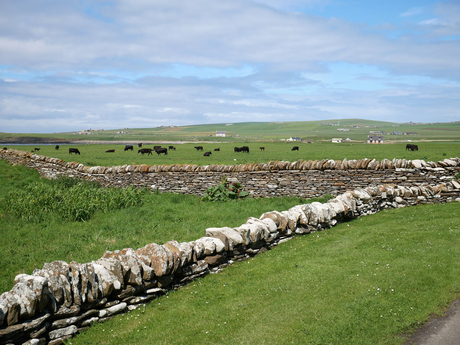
[{"xmin": 201, "ymin": 176, "xmax": 249, "ymax": 201}]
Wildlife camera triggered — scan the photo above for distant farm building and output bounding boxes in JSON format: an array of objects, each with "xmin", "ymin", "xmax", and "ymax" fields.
[
  {"xmin": 337, "ymin": 128, "xmax": 351, "ymax": 132},
  {"xmin": 216, "ymin": 131, "xmax": 226, "ymax": 137},
  {"xmin": 332, "ymin": 138, "xmax": 343, "ymax": 143},
  {"xmin": 286, "ymin": 137, "xmax": 302, "ymax": 142},
  {"xmin": 367, "ymin": 135, "xmax": 384, "ymax": 144}
]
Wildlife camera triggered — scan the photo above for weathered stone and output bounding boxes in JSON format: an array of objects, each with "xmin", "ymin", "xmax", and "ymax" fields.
[
  {"xmin": 13, "ymin": 274, "xmax": 49, "ymax": 313},
  {"xmin": 163, "ymin": 241, "xmax": 184, "ymax": 273},
  {"xmin": 260, "ymin": 211, "xmax": 288, "ymax": 232},
  {"xmin": 94, "ymin": 258, "xmax": 124, "ymax": 290},
  {"xmin": 203, "ymin": 253, "xmax": 227, "ymax": 266},
  {"xmin": 206, "ymin": 227, "xmax": 244, "ymax": 250},
  {"xmin": 195, "ymin": 237, "xmax": 216, "ymax": 255},
  {"xmin": 98, "ymin": 302, "xmax": 127, "ymax": 318},
  {"xmin": 80, "ymin": 316, "xmax": 99, "ymax": 327},
  {"xmin": 33, "ymin": 261, "xmax": 74, "ymax": 308},
  {"xmin": 0, "ymin": 291, "xmax": 21, "ymax": 326},
  {"xmin": 22, "ymin": 337, "xmax": 47, "ymax": 345},
  {"xmin": 48, "ymin": 325, "xmax": 78, "ymax": 340},
  {"xmin": 0, "ymin": 322, "xmax": 24, "ymax": 339},
  {"xmin": 135, "ymin": 243, "xmax": 174, "ymax": 277}
]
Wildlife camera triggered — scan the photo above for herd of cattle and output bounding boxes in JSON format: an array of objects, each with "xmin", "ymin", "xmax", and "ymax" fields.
[{"xmin": 2, "ymin": 143, "xmax": 422, "ymax": 156}]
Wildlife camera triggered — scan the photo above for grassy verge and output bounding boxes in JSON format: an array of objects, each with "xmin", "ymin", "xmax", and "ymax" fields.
[{"xmin": 70, "ymin": 201, "xmax": 460, "ymax": 345}]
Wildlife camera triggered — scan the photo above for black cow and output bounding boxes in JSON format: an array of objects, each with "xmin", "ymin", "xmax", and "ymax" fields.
[
  {"xmin": 292, "ymin": 146, "xmax": 299, "ymax": 151},
  {"xmin": 259, "ymin": 147, "xmax": 265, "ymax": 151},
  {"xmin": 155, "ymin": 147, "xmax": 168, "ymax": 155},
  {"xmin": 194, "ymin": 146, "xmax": 204, "ymax": 151},
  {"xmin": 169, "ymin": 146, "xmax": 176, "ymax": 150},
  {"xmin": 69, "ymin": 148, "xmax": 80, "ymax": 155},
  {"xmin": 204, "ymin": 151, "xmax": 212, "ymax": 156},
  {"xmin": 55, "ymin": 145, "xmax": 59, "ymax": 150},
  {"xmin": 138, "ymin": 143, "xmax": 142, "ymax": 148},
  {"xmin": 234, "ymin": 146, "xmax": 249, "ymax": 153},
  {"xmin": 214, "ymin": 148, "xmax": 220, "ymax": 151},
  {"xmin": 2, "ymin": 147, "xmax": 7, "ymax": 150},
  {"xmin": 33, "ymin": 148, "xmax": 40, "ymax": 152},
  {"xmin": 106, "ymin": 149, "xmax": 115, "ymax": 153},
  {"xmin": 138, "ymin": 148, "xmax": 153, "ymax": 155},
  {"xmin": 406, "ymin": 144, "xmax": 418, "ymax": 151},
  {"xmin": 124, "ymin": 145, "xmax": 134, "ymax": 151}
]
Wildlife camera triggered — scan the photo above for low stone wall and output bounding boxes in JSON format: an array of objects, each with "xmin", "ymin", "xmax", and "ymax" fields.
[
  {"xmin": 1, "ymin": 149, "xmax": 459, "ymax": 199},
  {"xmin": 1, "ymin": 149, "xmax": 460, "ymax": 344}
]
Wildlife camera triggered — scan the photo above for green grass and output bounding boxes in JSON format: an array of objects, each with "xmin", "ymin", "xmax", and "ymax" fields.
[
  {"xmin": 3, "ymin": 141, "xmax": 460, "ymax": 167},
  {"xmin": 0, "ymin": 161, "xmax": 329, "ymax": 293},
  {"xmin": 1, "ymin": 151, "xmax": 460, "ymax": 344},
  {"xmin": 70, "ymin": 202, "xmax": 460, "ymax": 345}
]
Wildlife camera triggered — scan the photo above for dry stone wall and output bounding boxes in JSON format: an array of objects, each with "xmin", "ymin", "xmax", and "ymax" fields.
[
  {"xmin": 0, "ymin": 149, "xmax": 460, "ymax": 344},
  {"xmin": 1, "ymin": 149, "xmax": 459, "ymax": 199}
]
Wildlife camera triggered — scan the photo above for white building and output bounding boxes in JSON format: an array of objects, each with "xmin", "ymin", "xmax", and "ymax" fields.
[
  {"xmin": 332, "ymin": 138, "xmax": 343, "ymax": 143},
  {"xmin": 216, "ymin": 131, "xmax": 226, "ymax": 137}
]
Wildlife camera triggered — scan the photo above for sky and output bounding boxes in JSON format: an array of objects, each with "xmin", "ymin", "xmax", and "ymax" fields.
[{"xmin": 1, "ymin": 0, "xmax": 459, "ymax": 133}]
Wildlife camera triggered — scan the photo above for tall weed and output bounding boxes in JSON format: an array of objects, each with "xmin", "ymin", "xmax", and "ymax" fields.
[{"xmin": 2, "ymin": 177, "xmax": 144, "ymax": 222}]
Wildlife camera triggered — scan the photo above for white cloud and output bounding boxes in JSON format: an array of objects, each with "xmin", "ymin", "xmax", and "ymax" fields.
[{"xmin": 0, "ymin": 0, "xmax": 459, "ymax": 132}]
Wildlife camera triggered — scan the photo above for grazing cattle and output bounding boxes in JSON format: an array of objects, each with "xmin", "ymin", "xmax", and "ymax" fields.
[
  {"xmin": 3, "ymin": 147, "xmax": 7, "ymax": 150},
  {"xmin": 106, "ymin": 149, "xmax": 115, "ymax": 153},
  {"xmin": 55, "ymin": 145, "xmax": 59, "ymax": 150},
  {"xmin": 124, "ymin": 145, "xmax": 134, "ymax": 151},
  {"xmin": 259, "ymin": 147, "xmax": 265, "ymax": 151},
  {"xmin": 291, "ymin": 146, "xmax": 299, "ymax": 151},
  {"xmin": 69, "ymin": 148, "xmax": 80, "ymax": 155},
  {"xmin": 153, "ymin": 146, "xmax": 162, "ymax": 150},
  {"xmin": 33, "ymin": 148, "xmax": 40, "ymax": 152},
  {"xmin": 204, "ymin": 151, "xmax": 212, "ymax": 156},
  {"xmin": 138, "ymin": 143, "xmax": 142, "ymax": 148},
  {"xmin": 234, "ymin": 146, "xmax": 249, "ymax": 153},
  {"xmin": 138, "ymin": 148, "xmax": 153, "ymax": 155},
  {"xmin": 214, "ymin": 148, "xmax": 220, "ymax": 151},
  {"xmin": 168, "ymin": 146, "xmax": 176, "ymax": 150},
  {"xmin": 155, "ymin": 147, "xmax": 168, "ymax": 155},
  {"xmin": 406, "ymin": 144, "xmax": 419, "ymax": 151},
  {"xmin": 194, "ymin": 146, "xmax": 204, "ymax": 151}
]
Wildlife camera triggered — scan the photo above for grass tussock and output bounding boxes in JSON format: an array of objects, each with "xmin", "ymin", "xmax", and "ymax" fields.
[{"xmin": 2, "ymin": 176, "xmax": 144, "ymax": 222}]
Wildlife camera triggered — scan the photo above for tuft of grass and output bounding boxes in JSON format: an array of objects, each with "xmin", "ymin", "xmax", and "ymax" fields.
[{"xmin": 2, "ymin": 176, "xmax": 145, "ymax": 222}]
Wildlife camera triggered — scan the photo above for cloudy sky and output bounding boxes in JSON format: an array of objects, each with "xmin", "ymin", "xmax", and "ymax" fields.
[{"xmin": 1, "ymin": 0, "xmax": 459, "ymax": 133}]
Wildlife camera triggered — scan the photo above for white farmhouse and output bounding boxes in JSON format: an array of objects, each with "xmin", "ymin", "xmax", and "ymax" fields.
[{"xmin": 216, "ymin": 131, "xmax": 226, "ymax": 137}]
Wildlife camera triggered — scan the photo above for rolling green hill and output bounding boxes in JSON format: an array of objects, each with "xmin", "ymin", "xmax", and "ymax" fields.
[{"xmin": 1, "ymin": 119, "xmax": 460, "ymax": 143}]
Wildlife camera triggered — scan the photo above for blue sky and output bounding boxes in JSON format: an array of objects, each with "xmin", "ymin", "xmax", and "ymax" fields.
[{"xmin": 0, "ymin": 0, "xmax": 459, "ymax": 133}]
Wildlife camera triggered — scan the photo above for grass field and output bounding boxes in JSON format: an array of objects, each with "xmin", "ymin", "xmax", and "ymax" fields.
[
  {"xmin": 69, "ymin": 201, "xmax": 460, "ymax": 345},
  {"xmin": 3, "ymin": 141, "xmax": 460, "ymax": 167},
  {"xmin": 1, "ymin": 130, "xmax": 460, "ymax": 343}
]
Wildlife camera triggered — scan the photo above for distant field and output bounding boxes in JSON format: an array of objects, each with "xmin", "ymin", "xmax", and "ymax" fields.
[
  {"xmin": 3, "ymin": 141, "xmax": 459, "ymax": 167},
  {"xmin": 1, "ymin": 119, "xmax": 460, "ymax": 143}
]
